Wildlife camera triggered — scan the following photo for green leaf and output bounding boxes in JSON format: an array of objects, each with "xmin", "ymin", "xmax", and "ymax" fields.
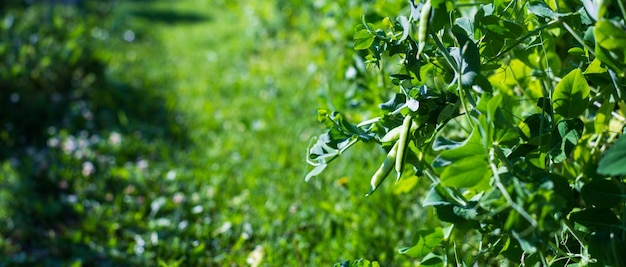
[
  {"xmin": 480, "ymin": 15, "xmax": 524, "ymax": 39},
  {"xmin": 584, "ymin": 58, "xmax": 607, "ymax": 74},
  {"xmin": 450, "ymin": 27, "xmax": 480, "ymax": 88},
  {"xmin": 423, "ymin": 186, "xmax": 451, "ymax": 206},
  {"xmin": 419, "ymin": 253, "xmax": 444, "ymax": 266},
  {"xmin": 581, "ymin": 179, "xmax": 623, "ymax": 208},
  {"xmin": 598, "ymin": 135, "xmax": 626, "ymax": 175},
  {"xmin": 379, "ymin": 93, "xmax": 406, "ymax": 112},
  {"xmin": 527, "ymin": 1, "xmax": 570, "ymax": 18},
  {"xmin": 423, "ymin": 183, "xmax": 468, "ymax": 207},
  {"xmin": 440, "ymin": 155, "xmax": 491, "ymax": 188},
  {"xmin": 552, "ymin": 68, "xmax": 590, "ymax": 118},
  {"xmin": 432, "ymin": 136, "xmax": 462, "ymax": 151},
  {"xmin": 398, "ymin": 227, "xmax": 443, "ymax": 258},
  {"xmin": 594, "ymin": 20, "xmax": 626, "ymax": 75},
  {"xmin": 433, "ymin": 130, "xmax": 485, "ymax": 165},
  {"xmin": 570, "ymin": 208, "xmax": 621, "ymax": 230},
  {"xmin": 594, "ymin": 98, "xmax": 613, "ymax": 134},
  {"xmin": 549, "ymin": 119, "xmax": 584, "ymax": 163},
  {"xmin": 354, "ymin": 27, "xmax": 375, "ymax": 50},
  {"xmin": 317, "ymin": 109, "xmax": 329, "ymax": 123},
  {"xmin": 432, "ymin": 129, "xmax": 490, "ymax": 188}
]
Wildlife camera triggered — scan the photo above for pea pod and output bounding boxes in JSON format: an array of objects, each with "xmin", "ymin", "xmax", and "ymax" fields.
[
  {"xmin": 395, "ymin": 114, "xmax": 413, "ymax": 181},
  {"xmin": 380, "ymin": 124, "xmax": 404, "ymax": 143},
  {"xmin": 367, "ymin": 141, "xmax": 399, "ymax": 196},
  {"xmin": 417, "ymin": 0, "xmax": 431, "ymax": 59}
]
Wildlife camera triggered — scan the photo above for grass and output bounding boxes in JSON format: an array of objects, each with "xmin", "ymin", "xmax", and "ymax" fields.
[{"xmin": 1, "ymin": 0, "xmax": 429, "ymax": 265}]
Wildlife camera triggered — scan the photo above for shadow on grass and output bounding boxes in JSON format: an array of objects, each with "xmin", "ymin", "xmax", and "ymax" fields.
[{"xmin": 0, "ymin": 4, "xmax": 189, "ymax": 266}]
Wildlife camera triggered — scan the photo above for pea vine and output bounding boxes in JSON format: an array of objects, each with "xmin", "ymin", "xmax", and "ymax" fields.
[{"xmin": 307, "ymin": 0, "xmax": 626, "ymax": 265}]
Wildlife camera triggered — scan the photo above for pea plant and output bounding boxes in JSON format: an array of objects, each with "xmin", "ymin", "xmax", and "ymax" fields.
[{"xmin": 307, "ymin": 0, "xmax": 626, "ymax": 265}]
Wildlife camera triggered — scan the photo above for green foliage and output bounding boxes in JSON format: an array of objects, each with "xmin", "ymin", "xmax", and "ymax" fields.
[
  {"xmin": 308, "ymin": 0, "xmax": 626, "ymax": 265},
  {"xmin": 598, "ymin": 135, "xmax": 626, "ymax": 175}
]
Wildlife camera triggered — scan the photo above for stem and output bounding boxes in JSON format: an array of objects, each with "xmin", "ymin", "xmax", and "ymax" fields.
[
  {"xmin": 548, "ymin": 241, "xmax": 581, "ymax": 264},
  {"xmin": 539, "ymin": 250, "xmax": 550, "ymax": 266},
  {"xmin": 424, "ymin": 168, "xmax": 440, "ymax": 184},
  {"xmin": 619, "ymin": 179, "xmax": 626, "ymax": 241},
  {"xmin": 561, "ymin": 220, "xmax": 593, "ymax": 264},
  {"xmin": 608, "ymin": 68, "xmax": 624, "ymax": 99},
  {"xmin": 430, "ymin": 29, "xmax": 458, "ymax": 72},
  {"xmin": 498, "ymin": 0, "xmax": 517, "ymax": 19},
  {"xmin": 356, "ymin": 102, "xmax": 409, "ymax": 128}
]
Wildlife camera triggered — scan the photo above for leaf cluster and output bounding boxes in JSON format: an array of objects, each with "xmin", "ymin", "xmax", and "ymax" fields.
[{"xmin": 307, "ymin": 0, "xmax": 626, "ymax": 265}]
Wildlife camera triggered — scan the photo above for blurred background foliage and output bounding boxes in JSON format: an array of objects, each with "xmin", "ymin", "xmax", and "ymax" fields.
[{"xmin": 0, "ymin": 0, "xmax": 429, "ymax": 266}]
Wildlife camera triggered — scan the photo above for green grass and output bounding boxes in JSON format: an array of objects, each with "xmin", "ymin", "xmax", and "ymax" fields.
[
  {"xmin": 0, "ymin": 0, "xmax": 428, "ymax": 265},
  {"xmin": 112, "ymin": 0, "xmax": 426, "ymax": 265}
]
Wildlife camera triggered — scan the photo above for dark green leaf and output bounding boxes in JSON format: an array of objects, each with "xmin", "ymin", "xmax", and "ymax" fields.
[
  {"xmin": 330, "ymin": 112, "xmax": 375, "ymax": 141},
  {"xmin": 434, "ymin": 204, "xmax": 480, "ymax": 228},
  {"xmin": 552, "ymin": 68, "xmax": 590, "ymax": 118},
  {"xmin": 535, "ymin": 97, "xmax": 553, "ymax": 115},
  {"xmin": 598, "ymin": 135, "xmax": 626, "ymax": 175},
  {"xmin": 570, "ymin": 208, "xmax": 621, "ymax": 230},
  {"xmin": 549, "ymin": 119, "xmax": 584, "ymax": 163},
  {"xmin": 581, "ymin": 179, "xmax": 623, "ymax": 208},
  {"xmin": 454, "ymin": 17, "xmax": 474, "ymax": 41},
  {"xmin": 379, "ymin": 93, "xmax": 407, "ymax": 112},
  {"xmin": 419, "ymin": 253, "xmax": 444, "ymax": 265},
  {"xmin": 449, "ymin": 29, "xmax": 480, "ymax": 88},
  {"xmin": 519, "ymin": 113, "xmax": 552, "ymax": 144},
  {"xmin": 430, "ymin": 0, "xmax": 449, "ymax": 33},
  {"xmin": 432, "ymin": 136, "xmax": 462, "ymax": 151},
  {"xmin": 480, "ymin": 16, "xmax": 524, "ymax": 39}
]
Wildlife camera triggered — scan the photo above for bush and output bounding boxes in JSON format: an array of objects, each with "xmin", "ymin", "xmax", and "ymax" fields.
[{"xmin": 308, "ymin": 0, "xmax": 626, "ymax": 265}]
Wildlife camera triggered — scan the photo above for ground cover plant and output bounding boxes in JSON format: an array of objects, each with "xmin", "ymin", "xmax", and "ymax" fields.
[{"xmin": 308, "ymin": 0, "xmax": 626, "ymax": 265}]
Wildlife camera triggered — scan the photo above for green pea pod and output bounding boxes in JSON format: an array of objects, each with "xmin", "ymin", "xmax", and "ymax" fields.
[
  {"xmin": 380, "ymin": 124, "xmax": 405, "ymax": 143},
  {"xmin": 395, "ymin": 115, "xmax": 413, "ymax": 182},
  {"xmin": 417, "ymin": 0, "xmax": 431, "ymax": 59},
  {"xmin": 367, "ymin": 141, "xmax": 399, "ymax": 196}
]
